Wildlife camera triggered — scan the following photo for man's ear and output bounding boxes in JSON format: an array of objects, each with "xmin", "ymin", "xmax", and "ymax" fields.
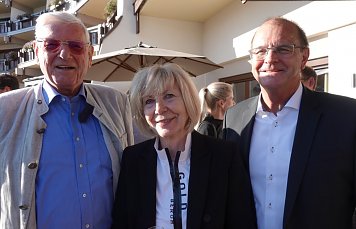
[
  {"xmin": 301, "ymin": 47, "xmax": 310, "ymax": 69},
  {"xmin": 33, "ymin": 40, "xmax": 40, "ymax": 63},
  {"xmin": 88, "ymin": 45, "xmax": 94, "ymax": 67}
]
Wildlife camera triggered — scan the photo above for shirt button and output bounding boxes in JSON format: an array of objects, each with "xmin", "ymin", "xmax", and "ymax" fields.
[
  {"xmin": 268, "ymin": 174, "xmax": 273, "ymax": 180},
  {"xmin": 61, "ymin": 97, "xmax": 65, "ymax": 102},
  {"xmin": 71, "ymin": 112, "xmax": 75, "ymax": 116},
  {"xmin": 274, "ymin": 121, "xmax": 278, "ymax": 127},
  {"xmin": 82, "ymin": 193, "xmax": 87, "ymax": 198},
  {"xmin": 28, "ymin": 162, "xmax": 38, "ymax": 169},
  {"xmin": 85, "ymin": 224, "xmax": 90, "ymax": 228},
  {"xmin": 79, "ymin": 164, "xmax": 83, "ymax": 168},
  {"xmin": 76, "ymin": 137, "xmax": 80, "ymax": 141},
  {"xmin": 271, "ymin": 146, "xmax": 275, "ymax": 153},
  {"xmin": 268, "ymin": 203, "xmax": 272, "ymax": 209}
]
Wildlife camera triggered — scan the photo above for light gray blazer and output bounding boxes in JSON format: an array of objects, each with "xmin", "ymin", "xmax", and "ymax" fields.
[{"xmin": 0, "ymin": 81, "xmax": 134, "ymax": 229}]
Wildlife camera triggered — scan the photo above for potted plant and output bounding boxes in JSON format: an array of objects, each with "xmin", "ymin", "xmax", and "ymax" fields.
[
  {"xmin": 22, "ymin": 40, "xmax": 34, "ymax": 52},
  {"xmin": 48, "ymin": 0, "xmax": 63, "ymax": 11},
  {"xmin": 5, "ymin": 51, "xmax": 18, "ymax": 61},
  {"xmin": 16, "ymin": 13, "xmax": 31, "ymax": 21},
  {"xmin": 104, "ymin": 0, "xmax": 117, "ymax": 18},
  {"xmin": 22, "ymin": 40, "xmax": 35, "ymax": 61}
]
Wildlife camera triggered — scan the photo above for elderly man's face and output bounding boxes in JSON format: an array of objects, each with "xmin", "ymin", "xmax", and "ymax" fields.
[{"xmin": 34, "ymin": 22, "xmax": 93, "ymax": 96}]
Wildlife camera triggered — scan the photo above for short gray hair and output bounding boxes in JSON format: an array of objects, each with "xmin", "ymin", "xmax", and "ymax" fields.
[{"xmin": 35, "ymin": 11, "xmax": 89, "ymax": 42}]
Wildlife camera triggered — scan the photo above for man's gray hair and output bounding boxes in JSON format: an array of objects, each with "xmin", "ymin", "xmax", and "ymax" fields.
[{"xmin": 35, "ymin": 11, "xmax": 90, "ymax": 42}]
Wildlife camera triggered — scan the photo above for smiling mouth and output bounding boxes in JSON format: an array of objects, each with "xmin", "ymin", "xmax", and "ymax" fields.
[
  {"xmin": 56, "ymin": 65, "xmax": 76, "ymax": 70},
  {"xmin": 156, "ymin": 117, "xmax": 175, "ymax": 124}
]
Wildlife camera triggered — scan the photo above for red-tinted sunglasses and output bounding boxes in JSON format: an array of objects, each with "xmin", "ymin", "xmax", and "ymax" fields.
[{"xmin": 36, "ymin": 39, "xmax": 90, "ymax": 55}]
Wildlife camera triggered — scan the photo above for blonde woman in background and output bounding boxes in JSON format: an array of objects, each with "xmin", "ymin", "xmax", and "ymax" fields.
[{"xmin": 197, "ymin": 82, "xmax": 235, "ymax": 139}]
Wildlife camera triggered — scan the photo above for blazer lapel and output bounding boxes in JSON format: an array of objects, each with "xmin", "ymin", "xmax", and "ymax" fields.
[
  {"xmin": 240, "ymin": 97, "xmax": 258, "ymax": 167},
  {"xmin": 283, "ymin": 89, "xmax": 321, "ymax": 226},
  {"xmin": 138, "ymin": 141, "xmax": 157, "ymax": 228},
  {"xmin": 187, "ymin": 132, "xmax": 211, "ymax": 229}
]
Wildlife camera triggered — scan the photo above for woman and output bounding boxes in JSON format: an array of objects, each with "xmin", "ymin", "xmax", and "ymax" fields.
[
  {"xmin": 112, "ymin": 63, "xmax": 256, "ymax": 229},
  {"xmin": 197, "ymin": 82, "xmax": 235, "ymax": 139}
]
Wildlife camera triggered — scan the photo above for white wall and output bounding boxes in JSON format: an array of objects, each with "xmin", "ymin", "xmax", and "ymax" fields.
[
  {"xmin": 99, "ymin": 0, "xmax": 356, "ymax": 98},
  {"xmin": 100, "ymin": 1, "xmax": 203, "ymax": 55},
  {"xmin": 100, "ymin": 0, "xmax": 139, "ymax": 53},
  {"xmin": 201, "ymin": 1, "xmax": 356, "ymax": 99},
  {"xmin": 328, "ymin": 23, "xmax": 356, "ymax": 99},
  {"xmin": 139, "ymin": 16, "xmax": 203, "ymax": 54}
]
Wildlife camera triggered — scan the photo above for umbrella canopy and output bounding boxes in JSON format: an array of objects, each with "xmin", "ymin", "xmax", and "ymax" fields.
[{"xmin": 85, "ymin": 42, "xmax": 223, "ymax": 82}]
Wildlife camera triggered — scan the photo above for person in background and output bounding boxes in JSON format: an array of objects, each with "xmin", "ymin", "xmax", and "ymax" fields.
[
  {"xmin": 224, "ymin": 17, "xmax": 356, "ymax": 229},
  {"xmin": 301, "ymin": 65, "xmax": 317, "ymax": 90},
  {"xmin": 0, "ymin": 73, "xmax": 19, "ymax": 93},
  {"xmin": 0, "ymin": 12, "xmax": 133, "ymax": 229},
  {"xmin": 112, "ymin": 63, "xmax": 256, "ymax": 229},
  {"xmin": 197, "ymin": 82, "xmax": 235, "ymax": 138}
]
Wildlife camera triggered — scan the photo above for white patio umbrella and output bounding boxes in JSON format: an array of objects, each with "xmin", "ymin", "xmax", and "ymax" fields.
[{"xmin": 85, "ymin": 42, "xmax": 223, "ymax": 82}]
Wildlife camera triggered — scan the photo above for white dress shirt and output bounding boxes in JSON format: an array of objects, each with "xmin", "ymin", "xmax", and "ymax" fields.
[{"xmin": 249, "ymin": 84, "xmax": 303, "ymax": 229}]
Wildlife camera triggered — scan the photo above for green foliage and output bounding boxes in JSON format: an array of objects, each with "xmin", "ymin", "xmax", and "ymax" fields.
[
  {"xmin": 104, "ymin": 0, "xmax": 117, "ymax": 17},
  {"xmin": 5, "ymin": 51, "xmax": 18, "ymax": 61},
  {"xmin": 22, "ymin": 40, "xmax": 34, "ymax": 52}
]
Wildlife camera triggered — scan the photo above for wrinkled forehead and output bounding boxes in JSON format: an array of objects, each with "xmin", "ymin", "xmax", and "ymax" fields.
[{"xmin": 252, "ymin": 21, "xmax": 300, "ymax": 47}]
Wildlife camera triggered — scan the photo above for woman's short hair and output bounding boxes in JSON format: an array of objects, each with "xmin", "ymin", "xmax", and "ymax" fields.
[{"xmin": 130, "ymin": 63, "xmax": 200, "ymax": 137}]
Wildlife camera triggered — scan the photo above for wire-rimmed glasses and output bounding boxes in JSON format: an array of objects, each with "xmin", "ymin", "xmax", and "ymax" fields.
[{"xmin": 249, "ymin": 44, "xmax": 305, "ymax": 61}]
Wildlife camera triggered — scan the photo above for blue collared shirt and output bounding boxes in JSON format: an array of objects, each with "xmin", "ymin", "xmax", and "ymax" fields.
[{"xmin": 36, "ymin": 81, "xmax": 113, "ymax": 229}]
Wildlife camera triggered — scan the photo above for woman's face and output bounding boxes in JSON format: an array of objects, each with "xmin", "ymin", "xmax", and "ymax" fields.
[
  {"xmin": 222, "ymin": 93, "xmax": 235, "ymax": 111},
  {"xmin": 143, "ymin": 83, "xmax": 189, "ymax": 141}
]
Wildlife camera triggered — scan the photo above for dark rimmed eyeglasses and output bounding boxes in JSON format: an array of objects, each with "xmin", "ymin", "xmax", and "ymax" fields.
[
  {"xmin": 249, "ymin": 44, "xmax": 305, "ymax": 61},
  {"xmin": 36, "ymin": 39, "xmax": 90, "ymax": 55}
]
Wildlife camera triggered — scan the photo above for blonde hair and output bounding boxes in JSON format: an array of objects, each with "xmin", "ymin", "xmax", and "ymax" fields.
[
  {"xmin": 198, "ymin": 82, "xmax": 233, "ymax": 124},
  {"xmin": 130, "ymin": 63, "xmax": 200, "ymax": 137}
]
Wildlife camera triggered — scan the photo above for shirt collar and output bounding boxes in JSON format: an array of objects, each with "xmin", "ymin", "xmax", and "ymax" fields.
[
  {"xmin": 256, "ymin": 83, "xmax": 303, "ymax": 113},
  {"xmin": 42, "ymin": 79, "xmax": 85, "ymax": 105},
  {"xmin": 154, "ymin": 132, "xmax": 192, "ymax": 162}
]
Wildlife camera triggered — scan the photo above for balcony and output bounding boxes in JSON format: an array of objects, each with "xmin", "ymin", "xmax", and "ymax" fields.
[{"xmin": 0, "ymin": 12, "xmax": 43, "ymax": 41}]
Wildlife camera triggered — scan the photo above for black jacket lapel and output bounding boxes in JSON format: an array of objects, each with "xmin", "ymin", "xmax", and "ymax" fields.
[
  {"xmin": 187, "ymin": 131, "xmax": 211, "ymax": 229},
  {"xmin": 283, "ymin": 89, "xmax": 321, "ymax": 227}
]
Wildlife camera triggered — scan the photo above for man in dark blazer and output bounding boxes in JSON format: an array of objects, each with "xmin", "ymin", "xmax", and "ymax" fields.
[{"xmin": 224, "ymin": 17, "xmax": 356, "ymax": 229}]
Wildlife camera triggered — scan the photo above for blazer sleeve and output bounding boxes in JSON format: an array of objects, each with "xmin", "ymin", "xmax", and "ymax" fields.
[{"xmin": 111, "ymin": 148, "xmax": 129, "ymax": 229}]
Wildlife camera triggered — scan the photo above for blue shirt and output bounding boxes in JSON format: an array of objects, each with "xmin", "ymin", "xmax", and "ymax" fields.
[{"xmin": 36, "ymin": 81, "xmax": 113, "ymax": 229}]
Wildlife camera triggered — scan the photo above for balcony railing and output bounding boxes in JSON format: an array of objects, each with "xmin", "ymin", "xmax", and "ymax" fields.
[
  {"xmin": 0, "ymin": 12, "xmax": 42, "ymax": 34},
  {"xmin": 0, "ymin": 58, "xmax": 19, "ymax": 72},
  {"xmin": 11, "ymin": 0, "xmax": 121, "ymax": 74}
]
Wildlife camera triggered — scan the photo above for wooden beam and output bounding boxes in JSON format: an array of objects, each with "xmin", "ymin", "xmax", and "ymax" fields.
[{"xmin": 133, "ymin": 0, "xmax": 148, "ymax": 34}]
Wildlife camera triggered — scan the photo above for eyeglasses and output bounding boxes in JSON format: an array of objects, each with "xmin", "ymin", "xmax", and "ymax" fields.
[
  {"xmin": 36, "ymin": 39, "xmax": 90, "ymax": 55},
  {"xmin": 249, "ymin": 44, "xmax": 305, "ymax": 61}
]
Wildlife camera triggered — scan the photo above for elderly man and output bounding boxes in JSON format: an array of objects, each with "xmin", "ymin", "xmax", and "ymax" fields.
[
  {"xmin": 0, "ymin": 12, "xmax": 133, "ymax": 229},
  {"xmin": 224, "ymin": 17, "xmax": 356, "ymax": 229}
]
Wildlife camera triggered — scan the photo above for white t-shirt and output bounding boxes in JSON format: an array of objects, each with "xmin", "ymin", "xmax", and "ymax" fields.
[{"xmin": 155, "ymin": 133, "xmax": 192, "ymax": 229}]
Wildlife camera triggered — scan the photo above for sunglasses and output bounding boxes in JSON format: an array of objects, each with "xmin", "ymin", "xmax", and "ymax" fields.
[{"xmin": 36, "ymin": 39, "xmax": 90, "ymax": 55}]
